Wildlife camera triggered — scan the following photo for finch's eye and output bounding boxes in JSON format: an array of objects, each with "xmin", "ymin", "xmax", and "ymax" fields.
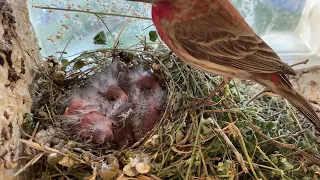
[
  {"xmin": 103, "ymin": 85, "xmax": 128, "ymax": 103},
  {"xmin": 104, "ymin": 85, "xmax": 121, "ymax": 101},
  {"xmin": 138, "ymin": 75, "xmax": 157, "ymax": 90}
]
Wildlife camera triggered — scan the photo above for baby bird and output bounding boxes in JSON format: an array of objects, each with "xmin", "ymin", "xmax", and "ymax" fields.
[
  {"xmin": 62, "ymin": 60, "xmax": 167, "ymax": 149},
  {"xmin": 64, "ymin": 97, "xmax": 114, "ymax": 144},
  {"xmin": 127, "ymin": 68, "xmax": 167, "ymax": 141}
]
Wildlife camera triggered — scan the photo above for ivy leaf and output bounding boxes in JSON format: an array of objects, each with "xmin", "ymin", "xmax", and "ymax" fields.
[
  {"xmin": 73, "ymin": 60, "xmax": 85, "ymax": 69},
  {"xmin": 149, "ymin": 31, "xmax": 158, "ymax": 42},
  {"xmin": 93, "ymin": 31, "xmax": 107, "ymax": 45}
]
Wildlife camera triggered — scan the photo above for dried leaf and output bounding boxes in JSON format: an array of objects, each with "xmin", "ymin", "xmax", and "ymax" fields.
[{"xmin": 74, "ymin": 60, "xmax": 85, "ymax": 69}]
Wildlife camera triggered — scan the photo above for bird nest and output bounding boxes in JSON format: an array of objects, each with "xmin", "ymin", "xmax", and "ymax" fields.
[{"xmin": 19, "ymin": 47, "xmax": 320, "ymax": 179}]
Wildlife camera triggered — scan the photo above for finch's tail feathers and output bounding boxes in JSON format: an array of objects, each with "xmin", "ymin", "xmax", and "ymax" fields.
[{"xmin": 270, "ymin": 75, "xmax": 320, "ymax": 132}]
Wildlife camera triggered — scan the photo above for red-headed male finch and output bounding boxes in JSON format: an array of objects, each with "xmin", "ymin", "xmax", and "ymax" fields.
[{"xmin": 129, "ymin": 0, "xmax": 320, "ymax": 132}]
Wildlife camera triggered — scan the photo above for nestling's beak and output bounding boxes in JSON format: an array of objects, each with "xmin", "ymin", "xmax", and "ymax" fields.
[{"xmin": 128, "ymin": 0, "xmax": 153, "ymax": 3}]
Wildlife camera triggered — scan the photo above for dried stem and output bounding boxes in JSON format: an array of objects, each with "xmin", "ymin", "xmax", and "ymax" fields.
[
  {"xmin": 33, "ymin": 6, "xmax": 152, "ymax": 20},
  {"xmin": 250, "ymin": 124, "xmax": 320, "ymax": 164},
  {"xmin": 290, "ymin": 59, "xmax": 309, "ymax": 67},
  {"xmin": 209, "ymin": 117, "xmax": 249, "ymax": 174},
  {"xmin": 177, "ymin": 124, "xmax": 193, "ymax": 145}
]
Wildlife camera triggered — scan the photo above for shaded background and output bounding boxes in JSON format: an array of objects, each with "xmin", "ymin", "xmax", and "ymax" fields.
[{"xmin": 28, "ymin": 0, "xmax": 319, "ymax": 68}]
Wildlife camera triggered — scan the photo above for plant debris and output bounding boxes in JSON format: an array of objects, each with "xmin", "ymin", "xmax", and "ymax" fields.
[{"xmin": 18, "ymin": 41, "xmax": 320, "ymax": 180}]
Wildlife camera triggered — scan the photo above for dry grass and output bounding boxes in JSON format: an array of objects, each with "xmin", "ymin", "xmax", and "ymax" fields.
[{"xmin": 16, "ymin": 45, "xmax": 320, "ymax": 180}]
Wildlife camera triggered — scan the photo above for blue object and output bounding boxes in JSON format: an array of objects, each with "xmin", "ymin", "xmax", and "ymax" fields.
[{"xmin": 269, "ymin": 0, "xmax": 306, "ymax": 12}]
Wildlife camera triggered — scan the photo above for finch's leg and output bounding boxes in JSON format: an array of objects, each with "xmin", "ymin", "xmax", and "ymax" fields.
[
  {"xmin": 243, "ymin": 87, "xmax": 268, "ymax": 106},
  {"xmin": 206, "ymin": 77, "xmax": 231, "ymax": 101},
  {"xmin": 187, "ymin": 77, "xmax": 231, "ymax": 108}
]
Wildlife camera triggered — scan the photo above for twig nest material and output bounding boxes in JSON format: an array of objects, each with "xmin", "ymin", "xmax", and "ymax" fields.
[
  {"xmin": 99, "ymin": 162, "xmax": 118, "ymax": 180},
  {"xmin": 124, "ymin": 152, "xmax": 151, "ymax": 176},
  {"xmin": 35, "ymin": 127, "xmax": 56, "ymax": 147},
  {"xmin": 98, "ymin": 155, "xmax": 120, "ymax": 180},
  {"xmin": 0, "ymin": 145, "xmax": 8, "ymax": 158},
  {"xmin": 144, "ymin": 134, "xmax": 160, "ymax": 148},
  {"xmin": 175, "ymin": 130, "xmax": 184, "ymax": 143},
  {"xmin": 58, "ymin": 156, "xmax": 81, "ymax": 168},
  {"xmin": 135, "ymin": 162, "xmax": 151, "ymax": 174},
  {"xmin": 47, "ymin": 153, "xmax": 63, "ymax": 165},
  {"xmin": 26, "ymin": 46, "xmax": 320, "ymax": 179},
  {"xmin": 123, "ymin": 164, "xmax": 139, "ymax": 177},
  {"xmin": 129, "ymin": 157, "xmax": 140, "ymax": 168}
]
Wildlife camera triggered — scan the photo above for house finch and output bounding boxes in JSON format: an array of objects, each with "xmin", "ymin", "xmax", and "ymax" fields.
[{"xmin": 130, "ymin": 0, "xmax": 320, "ymax": 131}]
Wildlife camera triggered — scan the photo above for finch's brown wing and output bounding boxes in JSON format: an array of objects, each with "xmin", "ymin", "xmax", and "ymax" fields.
[{"xmin": 169, "ymin": 2, "xmax": 295, "ymax": 75}]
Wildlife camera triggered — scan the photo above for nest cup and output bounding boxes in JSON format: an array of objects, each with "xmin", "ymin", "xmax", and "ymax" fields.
[
  {"xmin": 23, "ymin": 49, "xmax": 320, "ymax": 179},
  {"xmin": 60, "ymin": 58, "xmax": 168, "ymax": 149}
]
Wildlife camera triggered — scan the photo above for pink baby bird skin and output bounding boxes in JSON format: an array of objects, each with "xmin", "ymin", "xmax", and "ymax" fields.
[
  {"xmin": 65, "ymin": 99, "xmax": 114, "ymax": 144},
  {"xmin": 62, "ymin": 60, "xmax": 167, "ymax": 148}
]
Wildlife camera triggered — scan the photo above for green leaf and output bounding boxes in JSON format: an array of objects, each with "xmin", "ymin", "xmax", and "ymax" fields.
[
  {"xmin": 266, "ymin": 121, "xmax": 275, "ymax": 130},
  {"xmin": 216, "ymin": 162, "xmax": 224, "ymax": 172},
  {"xmin": 93, "ymin": 31, "xmax": 107, "ymax": 45},
  {"xmin": 298, "ymin": 140, "xmax": 310, "ymax": 149},
  {"xmin": 281, "ymin": 161, "xmax": 294, "ymax": 171},
  {"xmin": 279, "ymin": 158, "xmax": 294, "ymax": 171},
  {"xmin": 73, "ymin": 60, "xmax": 85, "ymax": 69},
  {"xmin": 202, "ymin": 124, "xmax": 212, "ymax": 135},
  {"xmin": 270, "ymin": 156, "xmax": 278, "ymax": 165},
  {"xmin": 208, "ymin": 142, "xmax": 223, "ymax": 153},
  {"xmin": 194, "ymin": 161, "xmax": 201, "ymax": 166},
  {"xmin": 305, "ymin": 129, "xmax": 317, "ymax": 141},
  {"xmin": 149, "ymin": 31, "xmax": 158, "ymax": 42},
  {"xmin": 244, "ymin": 140, "xmax": 255, "ymax": 154},
  {"xmin": 306, "ymin": 148, "xmax": 317, "ymax": 154},
  {"xmin": 61, "ymin": 59, "xmax": 69, "ymax": 68}
]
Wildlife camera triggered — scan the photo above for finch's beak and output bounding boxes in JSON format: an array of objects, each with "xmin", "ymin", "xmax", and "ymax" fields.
[{"xmin": 128, "ymin": 0, "xmax": 153, "ymax": 3}]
